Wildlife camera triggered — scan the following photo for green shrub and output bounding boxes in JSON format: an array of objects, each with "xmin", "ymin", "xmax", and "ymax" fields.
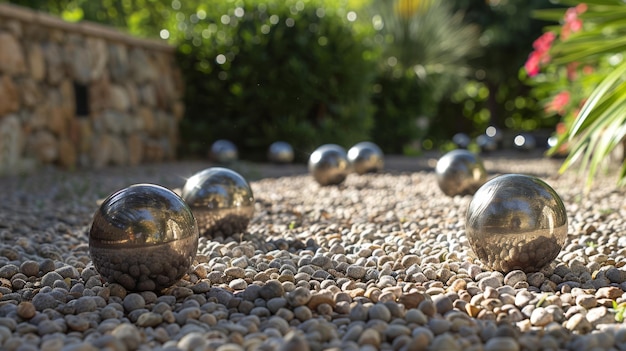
[
  {"xmin": 370, "ymin": 68, "xmax": 423, "ymax": 154},
  {"xmin": 176, "ymin": 0, "xmax": 377, "ymax": 160}
]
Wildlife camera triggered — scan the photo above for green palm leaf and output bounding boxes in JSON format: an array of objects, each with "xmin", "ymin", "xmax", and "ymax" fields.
[{"xmin": 557, "ymin": 61, "xmax": 626, "ymax": 189}]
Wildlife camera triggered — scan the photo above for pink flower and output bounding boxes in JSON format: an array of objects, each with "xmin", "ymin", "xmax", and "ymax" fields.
[
  {"xmin": 525, "ymin": 32, "xmax": 556, "ymax": 76},
  {"xmin": 561, "ymin": 4, "xmax": 587, "ymax": 40},
  {"xmin": 525, "ymin": 52, "xmax": 541, "ymax": 77},
  {"xmin": 546, "ymin": 91, "xmax": 571, "ymax": 116},
  {"xmin": 533, "ymin": 32, "xmax": 556, "ymax": 52}
]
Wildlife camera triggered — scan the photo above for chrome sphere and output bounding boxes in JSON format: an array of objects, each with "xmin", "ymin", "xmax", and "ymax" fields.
[
  {"xmin": 210, "ymin": 139, "xmax": 238, "ymax": 163},
  {"xmin": 476, "ymin": 134, "xmax": 497, "ymax": 153},
  {"xmin": 452, "ymin": 133, "xmax": 471, "ymax": 149},
  {"xmin": 181, "ymin": 167, "xmax": 254, "ymax": 238},
  {"xmin": 347, "ymin": 141, "xmax": 384, "ymax": 175},
  {"xmin": 268, "ymin": 141, "xmax": 294, "ymax": 164},
  {"xmin": 308, "ymin": 144, "xmax": 349, "ymax": 186},
  {"xmin": 435, "ymin": 150, "xmax": 487, "ymax": 196},
  {"xmin": 486, "ymin": 126, "xmax": 503, "ymax": 146},
  {"xmin": 89, "ymin": 184, "xmax": 199, "ymax": 291},
  {"xmin": 513, "ymin": 134, "xmax": 536, "ymax": 151},
  {"xmin": 466, "ymin": 174, "xmax": 567, "ymax": 273}
]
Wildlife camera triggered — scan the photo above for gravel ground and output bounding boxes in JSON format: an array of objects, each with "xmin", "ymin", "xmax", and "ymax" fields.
[{"xmin": 1, "ymin": 152, "xmax": 626, "ymax": 351}]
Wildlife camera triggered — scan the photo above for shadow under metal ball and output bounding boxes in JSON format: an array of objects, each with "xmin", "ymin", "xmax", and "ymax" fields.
[
  {"xmin": 210, "ymin": 139, "xmax": 238, "ymax": 163},
  {"xmin": 268, "ymin": 141, "xmax": 294, "ymax": 164},
  {"xmin": 181, "ymin": 167, "xmax": 255, "ymax": 238},
  {"xmin": 89, "ymin": 184, "xmax": 199, "ymax": 292},
  {"xmin": 308, "ymin": 144, "xmax": 349, "ymax": 186},
  {"xmin": 466, "ymin": 174, "xmax": 567, "ymax": 273},
  {"xmin": 347, "ymin": 141, "xmax": 384, "ymax": 175},
  {"xmin": 435, "ymin": 149, "xmax": 487, "ymax": 196}
]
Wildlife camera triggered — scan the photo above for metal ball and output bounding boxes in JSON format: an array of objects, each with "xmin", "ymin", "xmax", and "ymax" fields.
[
  {"xmin": 181, "ymin": 167, "xmax": 255, "ymax": 238},
  {"xmin": 476, "ymin": 134, "xmax": 497, "ymax": 153},
  {"xmin": 308, "ymin": 144, "xmax": 349, "ymax": 186},
  {"xmin": 513, "ymin": 133, "xmax": 536, "ymax": 151},
  {"xmin": 89, "ymin": 184, "xmax": 199, "ymax": 292},
  {"xmin": 347, "ymin": 141, "xmax": 384, "ymax": 175},
  {"xmin": 435, "ymin": 150, "xmax": 487, "ymax": 196},
  {"xmin": 486, "ymin": 126, "xmax": 503, "ymax": 143},
  {"xmin": 466, "ymin": 174, "xmax": 567, "ymax": 273},
  {"xmin": 210, "ymin": 139, "xmax": 238, "ymax": 163},
  {"xmin": 268, "ymin": 141, "xmax": 294, "ymax": 164},
  {"xmin": 452, "ymin": 133, "xmax": 471, "ymax": 149}
]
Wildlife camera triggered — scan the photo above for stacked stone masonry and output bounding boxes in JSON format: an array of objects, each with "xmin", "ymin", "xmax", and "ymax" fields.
[{"xmin": 0, "ymin": 3, "xmax": 185, "ymax": 174}]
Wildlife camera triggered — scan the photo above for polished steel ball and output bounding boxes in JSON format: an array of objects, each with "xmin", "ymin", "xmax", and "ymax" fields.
[
  {"xmin": 466, "ymin": 174, "xmax": 567, "ymax": 273},
  {"xmin": 268, "ymin": 141, "xmax": 294, "ymax": 164},
  {"xmin": 347, "ymin": 141, "xmax": 384, "ymax": 175},
  {"xmin": 210, "ymin": 139, "xmax": 238, "ymax": 163},
  {"xmin": 308, "ymin": 144, "xmax": 349, "ymax": 186},
  {"xmin": 476, "ymin": 134, "xmax": 497, "ymax": 153},
  {"xmin": 89, "ymin": 184, "xmax": 199, "ymax": 292},
  {"xmin": 486, "ymin": 125, "xmax": 503, "ymax": 145},
  {"xmin": 435, "ymin": 150, "xmax": 487, "ymax": 196},
  {"xmin": 181, "ymin": 167, "xmax": 254, "ymax": 238},
  {"xmin": 513, "ymin": 133, "xmax": 536, "ymax": 151},
  {"xmin": 452, "ymin": 133, "xmax": 471, "ymax": 149}
]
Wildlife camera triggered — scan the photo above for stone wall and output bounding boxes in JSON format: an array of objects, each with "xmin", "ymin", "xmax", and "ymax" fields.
[{"xmin": 0, "ymin": 3, "xmax": 184, "ymax": 174}]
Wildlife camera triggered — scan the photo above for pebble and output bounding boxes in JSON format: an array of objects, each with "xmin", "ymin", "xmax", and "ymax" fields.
[
  {"xmin": 484, "ymin": 336, "xmax": 520, "ymax": 351},
  {"xmin": 16, "ymin": 301, "xmax": 36, "ymax": 319},
  {"xmin": 530, "ymin": 307, "xmax": 553, "ymax": 326},
  {"xmin": 41, "ymin": 271, "xmax": 64, "ymax": 288},
  {"xmin": 368, "ymin": 303, "xmax": 392, "ymax": 322},
  {"xmin": 32, "ymin": 292, "xmax": 60, "ymax": 311},
  {"xmin": 123, "ymin": 293, "xmax": 146, "ymax": 312},
  {"xmin": 2, "ymin": 159, "xmax": 626, "ymax": 350}
]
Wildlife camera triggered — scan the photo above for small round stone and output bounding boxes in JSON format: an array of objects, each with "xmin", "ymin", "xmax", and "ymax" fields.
[
  {"xmin": 466, "ymin": 174, "xmax": 567, "ymax": 273},
  {"xmin": 267, "ymin": 141, "xmax": 294, "ymax": 164},
  {"xmin": 210, "ymin": 139, "xmax": 238, "ymax": 163},
  {"xmin": 19, "ymin": 261, "xmax": 39, "ymax": 277},
  {"xmin": 435, "ymin": 149, "xmax": 487, "ymax": 196},
  {"xmin": 308, "ymin": 144, "xmax": 349, "ymax": 186},
  {"xmin": 229, "ymin": 278, "xmax": 248, "ymax": 290},
  {"xmin": 16, "ymin": 302, "xmax": 36, "ymax": 319},
  {"xmin": 181, "ymin": 167, "xmax": 254, "ymax": 238},
  {"xmin": 347, "ymin": 141, "xmax": 384, "ymax": 175},
  {"xmin": 89, "ymin": 184, "xmax": 199, "ymax": 292},
  {"xmin": 485, "ymin": 337, "xmax": 520, "ymax": 351}
]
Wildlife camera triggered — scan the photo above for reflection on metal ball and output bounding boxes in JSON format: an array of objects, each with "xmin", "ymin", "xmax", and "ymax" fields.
[
  {"xmin": 435, "ymin": 150, "xmax": 487, "ymax": 196},
  {"xmin": 466, "ymin": 174, "xmax": 567, "ymax": 273},
  {"xmin": 452, "ymin": 133, "xmax": 471, "ymax": 149},
  {"xmin": 513, "ymin": 134, "xmax": 536, "ymax": 151},
  {"xmin": 89, "ymin": 184, "xmax": 199, "ymax": 292},
  {"xmin": 210, "ymin": 139, "xmax": 238, "ymax": 163},
  {"xmin": 476, "ymin": 134, "xmax": 497, "ymax": 153},
  {"xmin": 308, "ymin": 144, "xmax": 349, "ymax": 186},
  {"xmin": 268, "ymin": 141, "xmax": 294, "ymax": 164},
  {"xmin": 181, "ymin": 167, "xmax": 254, "ymax": 238},
  {"xmin": 347, "ymin": 141, "xmax": 384, "ymax": 175}
]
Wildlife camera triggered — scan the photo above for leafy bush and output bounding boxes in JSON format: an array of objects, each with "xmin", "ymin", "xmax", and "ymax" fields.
[
  {"xmin": 176, "ymin": 0, "xmax": 377, "ymax": 160},
  {"xmin": 526, "ymin": 0, "xmax": 626, "ymax": 188},
  {"xmin": 365, "ymin": 0, "xmax": 482, "ymax": 153}
]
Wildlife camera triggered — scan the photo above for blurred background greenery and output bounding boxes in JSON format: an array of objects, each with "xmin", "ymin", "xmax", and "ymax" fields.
[{"xmin": 7, "ymin": 0, "xmax": 564, "ymax": 161}]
